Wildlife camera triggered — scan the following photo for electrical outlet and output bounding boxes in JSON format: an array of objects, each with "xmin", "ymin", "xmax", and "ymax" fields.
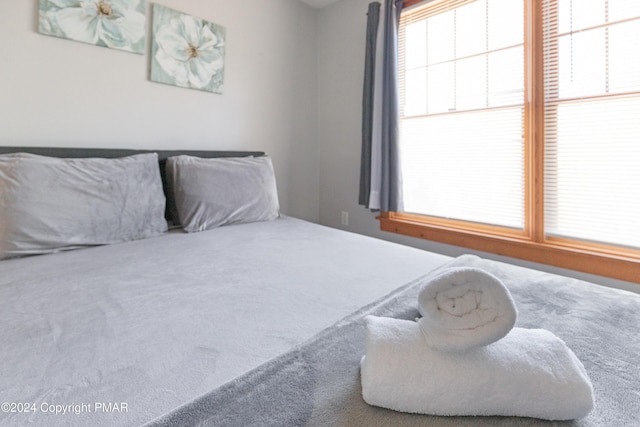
[{"xmin": 341, "ymin": 211, "xmax": 349, "ymax": 226}]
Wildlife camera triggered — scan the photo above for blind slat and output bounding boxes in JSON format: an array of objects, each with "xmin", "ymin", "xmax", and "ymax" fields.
[
  {"xmin": 399, "ymin": 0, "xmax": 525, "ymax": 229},
  {"xmin": 543, "ymin": 0, "xmax": 640, "ymax": 248}
]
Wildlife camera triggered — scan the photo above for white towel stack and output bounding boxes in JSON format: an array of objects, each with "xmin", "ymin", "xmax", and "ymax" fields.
[{"xmin": 360, "ymin": 267, "xmax": 594, "ymax": 421}]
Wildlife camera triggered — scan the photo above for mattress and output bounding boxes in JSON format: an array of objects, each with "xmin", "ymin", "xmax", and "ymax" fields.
[{"xmin": 0, "ymin": 216, "xmax": 450, "ymax": 426}]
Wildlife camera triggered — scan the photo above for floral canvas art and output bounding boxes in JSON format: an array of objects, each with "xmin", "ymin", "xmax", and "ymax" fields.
[
  {"xmin": 38, "ymin": 0, "xmax": 146, "ymax": 54},
  {"xmin": 150, "ymin": 4, "xmax": 226, "ymax": 94}
]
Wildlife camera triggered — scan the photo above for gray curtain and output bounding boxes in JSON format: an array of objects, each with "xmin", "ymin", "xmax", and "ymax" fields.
[
  {"xmin": 359, "ymin": 1, "xmax": 380, "ymax": 208},
  {"xmin": 380, "ymin": 0, "xmax": 404, "ymax": 212},
  {"xmin": 359, "ymin": 0, "xmax": 404, "ymax": 212}
]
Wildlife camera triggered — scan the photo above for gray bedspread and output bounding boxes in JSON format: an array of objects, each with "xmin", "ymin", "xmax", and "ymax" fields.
[
  {"xmin": 148, "ymin": 255, "xmax": 640, "ymax": 427},
  {"xmin": 0, "ymin": 216, "xmax": 449, "ymax": 426}
]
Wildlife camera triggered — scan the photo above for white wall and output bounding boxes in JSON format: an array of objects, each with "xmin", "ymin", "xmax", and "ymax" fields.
[
  {"xmin": 316, "ymin": 0, "xmax": 639, "ymax": 294},
  {"xmin": 0, "ymin": 0, "xmax": 319, "ymax": 222}
]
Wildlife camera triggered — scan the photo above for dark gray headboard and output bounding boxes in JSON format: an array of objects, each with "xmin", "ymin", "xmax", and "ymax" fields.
[{"xmin": 0, "ymin": 146, "xmax": 265, "ymax": 224}]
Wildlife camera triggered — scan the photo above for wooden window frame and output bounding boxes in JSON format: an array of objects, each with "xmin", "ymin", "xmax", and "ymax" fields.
[{"xmin": 384, "ymin": 0, "xmax": 640, "ymax": 284}]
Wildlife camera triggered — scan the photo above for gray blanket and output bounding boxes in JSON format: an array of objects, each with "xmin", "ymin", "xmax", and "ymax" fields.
[
  {"xmin": 0, "ymin": 217, "xmax": 449, "ymax": 427},
  {"xmin": 148, "ymin": 255, "xmax": 640, "ymax": 427}
]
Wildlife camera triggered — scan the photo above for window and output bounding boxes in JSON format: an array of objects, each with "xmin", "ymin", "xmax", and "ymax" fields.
[
  {"xmin": 543, "ymin": 0, "xmax": 640, "ymax": 248},
  {"xmin": 382, "ymin": 0, "xmax": 640, "ymax": 283},
  {"xmin": 399, "ymin": 0, "xmax": 525, "ymax": 230}
]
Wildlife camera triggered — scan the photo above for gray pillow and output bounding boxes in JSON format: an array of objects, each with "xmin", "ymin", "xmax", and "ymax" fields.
[
  {"xmin": 0, "ymin": 153, "xmax": 168, "ymax": 259},
  {"xmin": 166, "ymin": 155, "xmax": 280, "ymax": 232}
]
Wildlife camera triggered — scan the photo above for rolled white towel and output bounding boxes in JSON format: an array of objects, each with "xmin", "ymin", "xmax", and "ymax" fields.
[
  {"xmin": 418, "ymin": 267, "xmax": 517, "ymax": 352},
  {"xmin": 360, "ymin": 316, "xmax": 594, "ymax": 420}
]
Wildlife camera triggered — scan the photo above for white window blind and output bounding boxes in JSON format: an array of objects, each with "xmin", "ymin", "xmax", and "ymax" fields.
[
  {"xmin": 399, "ymin": 0, "xmax": 525, "ymax": 229},
  {"xmin": 543, "ymin": 0, "xmax": 640, "ymax": 248}
]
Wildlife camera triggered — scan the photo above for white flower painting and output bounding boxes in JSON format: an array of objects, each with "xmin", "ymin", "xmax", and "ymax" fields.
[
  {"xmin": 150, "ymin": 4, "xmax": 225, "ymax": 94},
  {"xmin": 38, "ymin": 0, "xmax": 146, "ymax": 54}
]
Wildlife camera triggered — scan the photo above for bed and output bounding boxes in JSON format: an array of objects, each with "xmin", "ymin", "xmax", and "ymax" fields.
[{"xmin": 0, "ymin": 147, "xmax": 638, "ymax": 427}]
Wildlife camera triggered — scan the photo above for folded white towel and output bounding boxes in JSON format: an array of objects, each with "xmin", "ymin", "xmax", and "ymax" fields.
[
  {"xmin": 360, "ymin": 316, "xmax": 594, "ymax": 420},
  {"xmin": 417, "ymin": 267, "xmax": 517, "ymax": 352}
]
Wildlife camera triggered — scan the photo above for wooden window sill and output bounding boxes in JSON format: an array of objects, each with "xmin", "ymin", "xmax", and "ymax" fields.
[{"xmin": 379, "ymin": 213, "xmax": 640, "ymax": 285}]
